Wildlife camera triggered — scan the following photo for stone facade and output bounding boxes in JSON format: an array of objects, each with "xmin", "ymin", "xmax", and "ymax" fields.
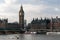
[
  {"xmin": 0, "ymin": 19, "xmax": 8, "ymax": 28},
  {"xmin": 19, "ymin": 5, "xmax": 24, "ymax": 29},
  {"xmin": 28, "ymin": 18, "xmax": 51, "ymax": 32}
]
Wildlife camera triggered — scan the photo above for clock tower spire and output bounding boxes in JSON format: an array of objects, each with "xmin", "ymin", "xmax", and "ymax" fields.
[{"xmin": 19, "ymin": 5, "xmax": 24, "ymax": 29}]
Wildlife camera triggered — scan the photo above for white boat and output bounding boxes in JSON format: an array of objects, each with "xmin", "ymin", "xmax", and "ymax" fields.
[{"xmin": 31, "ymin": 32, "xmax": 36, "ymax": 34}]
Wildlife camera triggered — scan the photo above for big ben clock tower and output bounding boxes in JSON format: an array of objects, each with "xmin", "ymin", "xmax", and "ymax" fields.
[{"xmin": 19, "ymin": 5, "xmax": 24, "ymax": 29}]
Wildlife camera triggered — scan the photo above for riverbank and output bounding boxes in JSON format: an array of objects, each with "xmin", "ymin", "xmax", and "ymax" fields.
[{"xmin": 46, "ymin": 32, "xmax": 60, "ymax": 35}]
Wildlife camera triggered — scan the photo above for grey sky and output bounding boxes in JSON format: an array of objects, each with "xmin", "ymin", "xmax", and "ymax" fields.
[{"xmin": 0, "ymin": 0, "xmax": 59, "ymax": 23}]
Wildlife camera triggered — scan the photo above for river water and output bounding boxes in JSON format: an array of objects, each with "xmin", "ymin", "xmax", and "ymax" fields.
[{"xmin": 0, "ymin": 34, "xmax": 60, "ymax": 40}]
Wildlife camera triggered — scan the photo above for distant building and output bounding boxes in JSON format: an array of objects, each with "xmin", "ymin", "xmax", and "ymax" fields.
[
  {"xmin": 51, "ymin": 16, "xmax": 60, "ymax": 31},
  {"xmin": 24, "ymin": 20, "xmax": 27, "ymax": 27}
]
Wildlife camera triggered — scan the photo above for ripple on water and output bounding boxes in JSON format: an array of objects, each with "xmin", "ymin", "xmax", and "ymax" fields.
[{"xmin": 0, "ymin": 34, "xmax": 60, "ymax": 40}]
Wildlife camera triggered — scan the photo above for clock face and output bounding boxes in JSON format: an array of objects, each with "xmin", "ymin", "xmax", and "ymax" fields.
[{"xmin": 20, "ymin": 13, "xmax": 21, "ymax": 15}]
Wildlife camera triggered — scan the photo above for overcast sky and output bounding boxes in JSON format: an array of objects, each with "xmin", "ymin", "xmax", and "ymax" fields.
[{"xmin": 0, "ymin": 0, "xmax": 59, "ymax": 23}]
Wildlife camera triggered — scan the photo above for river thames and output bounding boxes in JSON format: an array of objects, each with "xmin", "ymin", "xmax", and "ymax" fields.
[{"xmin": 0, "ymin": 34, "xmax": 60, "ymax": 40}]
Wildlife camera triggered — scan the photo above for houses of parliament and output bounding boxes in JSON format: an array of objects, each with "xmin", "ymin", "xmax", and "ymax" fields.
[
  {"xmin": 0, "ymin": 5, "xmax": 25, "ymax": 34},
  {"xmin": 0, "ymin": 5, "xmax": 60, "ymax": 34}
]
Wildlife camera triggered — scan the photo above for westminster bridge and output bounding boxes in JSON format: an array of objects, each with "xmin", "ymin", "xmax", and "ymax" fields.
[
  {"xmin": 0, "ymin": 29, "xmax": 60, "ymax": 34},
  {"xmin": 0, "ymin": 28, "xmax": 25, "ymax": 34}
]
